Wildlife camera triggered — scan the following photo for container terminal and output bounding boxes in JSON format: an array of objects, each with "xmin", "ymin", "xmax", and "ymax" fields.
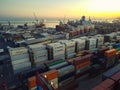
[{"xmin": 0, "ymin": 16, "xmax": 120, "ymax": 90}]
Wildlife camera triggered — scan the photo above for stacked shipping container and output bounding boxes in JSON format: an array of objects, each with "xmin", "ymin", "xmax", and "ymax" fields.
[
  {"xmin": 58, "ymin": 40, "xmax": 76, "ymax": 59},
  {"xmin": 72, "ymin": 38, "xmax": 86, "ymax": 53},
  {"xmin": 47, "ymin": 43, "xmax": 65, "ymax": 60},
  {"xmin": 29, "ymin": 44, "xmax": 48, "ymax": 67},
  {"xmin": 105, "ymin": 49, "xmax": 117, "ymax": 68},
  {"xmin": 9, "ymin": 47, "xmax": 31, "ymax": 74}
]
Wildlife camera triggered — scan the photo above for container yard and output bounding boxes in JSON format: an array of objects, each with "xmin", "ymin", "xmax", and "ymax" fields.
[{"xmin": 0, "ymin": 16, "xmax": 120, "ymax": 90}]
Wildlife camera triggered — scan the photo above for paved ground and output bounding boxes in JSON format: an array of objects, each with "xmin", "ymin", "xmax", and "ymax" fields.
[{"xmin": 75, "ymin": 74, "xmax": 102, "ymax": 90}]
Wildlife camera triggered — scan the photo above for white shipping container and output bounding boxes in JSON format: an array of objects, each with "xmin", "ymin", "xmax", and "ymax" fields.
[
  {"xmin": 35, "ymin": 58, "xmax": 48, "ymax": 62},
  {"xmin": 10, "ymin": 53, "xmax": 29, "ymax": 61},
  {"xmin": 66, "ymin": 48, "xmax": 75, "ymax": 53},
  {"xmin": 12, "ymin": 58, "xmax": 30, "ymax": 65},
  {"xmin": 33, "ymin": 50, "xmax": 48, "ymax": 56},
  {"xmin": 47, "ymin": 43, "xmax": 64, "ymax": 48},
  {"xmin": 116, "ymin": 36, "xmax": 120, "ymax": 40},
  {"xmin": 72, "ymin": 38, "xmax": 85, "ymax": 51},
  {"xmin": 89, "ymin": 38, "xmax": 97, "ymax": 49},
  {"xmin": 97, "ymin": 36, "xmax": 104, "ymax": 47},
  {"xmin": 34, "ymin": 56, "xmax": 48, "ymax": 62},
  {"xmin": 29, "ymin": 44, "xmax": 46, "ymax": 51},
  {"xmin": 34, "ymin": 52, "xmax": 48, "ymax": 59},
  {"xmin": 13, "ymin": 62, "xmax": 31, "ymax": 71},
  {"xmin": 9, "ymin": 47, "xmax": 28, "ymax": 56},
  {"xmin": 53, "ymin": 48, "xmax": 65, "ymax": 52},
  {"xmin": 53, "ymin": 51, "xmax": 65, "ymax": 56}
]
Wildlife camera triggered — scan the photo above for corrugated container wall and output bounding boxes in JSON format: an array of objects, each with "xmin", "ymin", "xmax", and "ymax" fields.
[
  {"xmin": 58, "ymin": 40, "xmax": 76, "ymax": 59},
  {"xmin": 9, "ymin": 47, "xmax": 31, "ymax": 74},
  {"xmin": 28, "ymin": 44, "xmax": 48, "ymax": 67},
  {"xmin": 47, "ymin": 43, "xmax": 65, "ymax": 60}
]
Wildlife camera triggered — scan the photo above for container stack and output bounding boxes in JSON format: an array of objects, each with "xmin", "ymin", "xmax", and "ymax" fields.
[
  {"xmin": 105, "ymin": 49, "xmax": 117, "ymax": 68},
  {"xmin": 28, "ymin": 76, "xmax": 37, "ymax": 90},
  {"xmin": 42, "ymin": 70, "xmax": 58, "ymax": 90},
  {"xmin": 28, "ymin": 44, "xmax": 48, "ymax": 67},
  {"xmin": 86, "ymin": 38, "xmax": 97, "ymax": 50},
  {"xmin": 47, "ymin": 43, "xmax": 65, "ymax": 60},
  {"xmin": 104, "ymin": 33, "xmax": 116, "ymax": 42},
  {"xmin": 44, "ymin": 59, "xmax": 68, "ymax": 70},
  {"xmin": 58, "ymin": 64, "xmax": 75, "ymax": 87},
  {"xmin": 95, "ymin": 35, "xmax": 104, "ymax": 48},
  {"xmin": 9, "ymin": 47, "xmax": 31, "ymax": 74},
  {"xmin": 73, "ymin": 54, "xmax": 93, "ymax": 78},
  {"xmin": 58, "ymin": 40, "xmax": 76, "ymax": 59},
  {"xmin": 44, "ymin": 59, "xmax": 75, "ymax": 87},
  {"xmin": 72, "ymin": 38, "xmax": 86, "ymax": 53}
]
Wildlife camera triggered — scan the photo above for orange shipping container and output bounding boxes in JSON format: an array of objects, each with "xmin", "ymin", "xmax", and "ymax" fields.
[
  {"xmin": 42, "ymin": 70, "xmax": 58, "ymax": 81},
  {"xmin": 75, "ymin": 61, "xmax": 90, "ymax": 70},
  {"xmin": 105, "ymin": 49, "xmax": 117, "ymax": 57},
  {"xmin": 28, "ymin": 76, "xmax": 37, "ymax": 89}
]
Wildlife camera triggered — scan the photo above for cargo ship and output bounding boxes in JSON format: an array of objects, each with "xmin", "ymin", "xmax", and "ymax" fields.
[{"xmin": 0, "ymin": 16, "xmax": 120, "ymax": 90}]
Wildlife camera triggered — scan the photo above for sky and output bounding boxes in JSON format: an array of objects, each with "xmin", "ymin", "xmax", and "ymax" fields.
[{"xmin": 0, "ymin": 0, "xmax": 120, "ymax": 19}]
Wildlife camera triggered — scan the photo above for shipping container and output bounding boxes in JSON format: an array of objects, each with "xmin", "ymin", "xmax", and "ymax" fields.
[
  {"xmin": 72, "ymin": 38, "xmax": 86, "ymax": 52},
  {"xmin": 86, "ymin": 38, "xmax": 97, "ymax": 50},
  {"xmin": 29, "ymin": 44, "xmax": 48, "ymax": 67},
  {"xmin": 105, "ymin": 49, "xmax": 117, "ymax": 68},
  {"xmin": 111, "ymin": 71, "xmax": 120, "ymax": 90},
  {"xmin": 42, "ymin": 70, "xmax": 58, "ymax": 81},
  {"xmin": 47, "ymin": 43, "xmax": 65, "ymax": 60},
  {"xmin": 42, "ymin": 70, "xmax": 58, "ymax": 89},
  {"xmin": 9, "ymin": 47, "xmax": 28, "ymax": 56},
  {"xmin": 58, "ymin": 40, "xmax": 76, "ymax": 59},
  {"xmin": 102, "ymin": 64, "xmax": 120, "ymax": 80},
  {"xmin": 92, "ymin": 79, "xmax": 115, "ymax": 90},
  {"xmin": 28, "ymin": 76, "xmax": 37, "ymax": 90}
]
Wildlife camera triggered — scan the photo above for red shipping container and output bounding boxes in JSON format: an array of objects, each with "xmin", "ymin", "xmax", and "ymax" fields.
[
  {"xmin": 98, "ymin": 48, "xmax": 109, "ymax": 57},
  {"xmin": 92, "ymin": 85, "xmax": 104, "ymax": 90},
  {"xmin": 111, "ymin": 71, "xmax": 120, "ymax": 81},
  {"xmin": 75, "ymin": 61, "xmax": 90, "ymax": 70},
  {"xmin": 74, "ymin": 54, "xmax": 93, "ymax": 65},
  {"xmin": 111, "ymin": 71, "xmax": 120, "ymax": 89},
  {"xmin": 99, "ymin": 79, "xmax": 115, "ymax": 90},
  {"xmin": 36, "ymin": 73, "xmax": 48, "ymax": 90},
  {"xmin": 42, "ymin": 70, "xmax": 58, "ymax": 81},
  {"xmin": 28, "ymin": 76, "xmax": 37, "ymax": 89}
]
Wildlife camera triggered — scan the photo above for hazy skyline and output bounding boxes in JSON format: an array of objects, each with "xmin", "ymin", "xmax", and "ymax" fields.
[{"xmin": 0, "ymin": 0, "xmax": 120, "ymax": 19}]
